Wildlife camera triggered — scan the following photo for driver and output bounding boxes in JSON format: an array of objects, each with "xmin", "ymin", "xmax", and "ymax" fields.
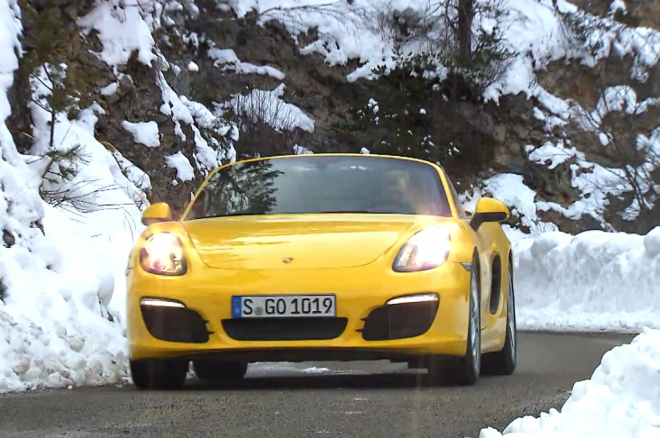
[
  {"xmin": 383, "ymin": 171, "xmax": 409, "ymax": 199},
  {"xmin": 381, "ymin": 170, "xmax": 417, "ymax": 213}
]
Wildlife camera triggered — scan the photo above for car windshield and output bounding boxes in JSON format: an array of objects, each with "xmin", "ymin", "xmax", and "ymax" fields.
[{"xmin": 184, "ymin": 155, "xmax": 452, "ymax": 220}]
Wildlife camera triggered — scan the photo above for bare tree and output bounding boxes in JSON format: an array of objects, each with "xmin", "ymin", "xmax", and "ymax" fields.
[
  {"xmin": 222, "ymin": 88, "xmax": 309, "ymax": 159},
  {"xmin": 356, "ymin": 0, "xmax": 515, "ymax": 99},
  {"xmin": 572, "ymin": 82, "xmax": 659, "ymax": 220},
  {"xmin": 549, "ymin": 7, "xmax": 660, "ymax": 224}
]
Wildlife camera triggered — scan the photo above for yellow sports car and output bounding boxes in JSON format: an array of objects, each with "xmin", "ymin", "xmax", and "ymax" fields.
[{"xmin": 126, "ymin": 153, "xmax": 517, "ymax": 389}]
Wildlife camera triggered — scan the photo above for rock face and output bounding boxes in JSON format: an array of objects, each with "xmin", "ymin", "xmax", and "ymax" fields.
[
  {"xmin": 156, "ymin": 4, "xmax": 557, "ymax": 179},
  {"xmin": 162, "ymin": 15, "xmax": 360, "ymax": 156},
  {"xmin": 5, "ymin": 0, "xmax": 660, "ymax": 235},
  {"xmin": 534, "ymin": 51, "xmax": 660, "ymax": 234},
  {"xmin": 569, "ymin": 0, "xmax": 660, "ymax": 29}
]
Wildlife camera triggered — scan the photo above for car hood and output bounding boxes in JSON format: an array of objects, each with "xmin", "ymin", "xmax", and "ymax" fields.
[{"xmin": 181, "ymin": 214, "xmax": 430, "ymax": 270}]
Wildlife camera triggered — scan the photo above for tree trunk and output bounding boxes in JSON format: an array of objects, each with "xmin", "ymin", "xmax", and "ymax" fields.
[{"xmin": 457, "ymin": 0, "xmax": 473, "ymax": 60}]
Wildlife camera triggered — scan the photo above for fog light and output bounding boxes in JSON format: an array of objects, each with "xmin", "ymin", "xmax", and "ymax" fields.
[
  {"xmin": 386, "ymin": 293, "xmax": 439, "ymax": 305},
  {"xmin": 140, "ymin": 298, "xmax": 186, "ymax": 308}
]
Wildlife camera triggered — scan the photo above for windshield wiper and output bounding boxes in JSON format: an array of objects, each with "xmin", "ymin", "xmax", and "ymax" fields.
[
  {"xmin": 222, "ymin": 212, "xmax": 262, "ymax": 216},
  {"xmin": 318, "ymin": 210, "xmax": 373, "ymax": 214},
  {"xmin": 190, "ymin": 212, "xmax": 262, "ymax": 219},
  {"xmin": 192, "ymin": 210, "xmax": 375, "ymax": 219}
]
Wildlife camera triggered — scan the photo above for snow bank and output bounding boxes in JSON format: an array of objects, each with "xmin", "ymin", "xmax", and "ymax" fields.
[
  {"xmin": 480, "ymin": 327, "xmax": 660, "ymax": 437},
  {"xmin": 462, "ymin": 169, "xmax": 660, "ymax": 332},
  {"xmin": 0, "ymin": 0, "xmax": 148, "ymax": 393},
  {"xmin": 514, "ymin": 227, "xmax": 660, "ymax": 332},
  {"xmin": 0, "ymin": 0, "xmax": 239, "ymax": 393}
]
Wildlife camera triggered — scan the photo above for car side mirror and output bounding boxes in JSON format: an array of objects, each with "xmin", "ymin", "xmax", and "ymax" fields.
[
  {"xmin": 141, "ymin": 202, "xmax": 173, "ymax": 226},
  {"xmin": 469, "ymin": 197, "xmax": 510, "ymax": 231}
]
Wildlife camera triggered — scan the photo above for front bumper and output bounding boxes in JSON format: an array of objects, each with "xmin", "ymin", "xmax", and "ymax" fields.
[{"xmin": 127, "ymin": 262, "xmax": 472, "ymax": 362}]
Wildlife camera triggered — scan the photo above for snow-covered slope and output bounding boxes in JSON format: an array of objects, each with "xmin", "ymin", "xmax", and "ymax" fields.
[
  {"xmin": 241, "ymin": 0, "xmax": 660, "ymax": 231},
  {"xmin": 480, "ymin": 327, "xmax": 660, "ymax": 437},
  {"xmin": 0, "ymin": 0, "xmax": 143, "ymax": 392}
]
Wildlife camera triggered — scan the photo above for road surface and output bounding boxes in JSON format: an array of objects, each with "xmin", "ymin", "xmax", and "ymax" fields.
[{"xmin": 0, "ymin": 331, "xmax": 636, "ymax": 438}]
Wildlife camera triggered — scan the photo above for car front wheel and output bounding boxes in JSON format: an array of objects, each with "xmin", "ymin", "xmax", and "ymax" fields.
[
  {"xmin": 130, "ymin": 359, "xmax": 188, "ymax": 390},
  {"xmin": 482, "ymin": 260, "xmax": 517, "ymax": 375},
  {"xmin": 427, "ymin": 253, "xmax": 481, "ymax": 386}
]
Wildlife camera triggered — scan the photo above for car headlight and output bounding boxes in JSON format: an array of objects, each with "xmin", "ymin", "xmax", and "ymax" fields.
[
  {"xmin": 393, "ymin": 227, "xmax": 451, "ymax": 272},
  {"xmin": 139, "ymin": 233, "xmax": 188, "ymax": 276}
]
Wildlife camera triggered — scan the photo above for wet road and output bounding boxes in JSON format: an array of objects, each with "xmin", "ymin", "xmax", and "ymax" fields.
[{"xmin": 0, "ymin": 331, "xmax": 636, "ymax": 438}]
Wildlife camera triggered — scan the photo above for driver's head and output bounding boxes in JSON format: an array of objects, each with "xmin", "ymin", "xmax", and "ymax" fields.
[{"xmin": 382, "ymin": 170, "xmax": 410, "ymax": 200}]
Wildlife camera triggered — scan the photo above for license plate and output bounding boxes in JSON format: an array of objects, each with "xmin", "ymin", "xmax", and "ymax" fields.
[{"xmin": 231, "ymin": 295, "xmax": 336, "ymax": 318}]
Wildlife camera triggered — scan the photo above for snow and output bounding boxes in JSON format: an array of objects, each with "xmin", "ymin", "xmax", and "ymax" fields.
[
  {"xmin": 548, "ymin": 86, "xmax": 660, "ymax": 222},
  {"xmin": 165, "ymin": 151, "xmax": 195, "ymax": 182},
  {"xmin": 0, "ymin": 0, "xmax": 148, "ymax": 393},
  {"xmin": 100, "ymin": 82, "xmax": 119, "ymax": 96},
  {"xmin": 573, "ymin": 86, "xmax": 660, "ymax": 132},
  {"xmin": 460, "ymin": 170, "xmax": 660, "ymax": 332},
  {"xmin": 222, "ymin": 84, "xmax": 315, "ymax": 133},
  {"xmin": 0, "ymin": 0, "xmax": 658, "ymax": 398},
  {"xmin": 225, "ymin": 0, "xmax": 660, "ymax": 89},
  {"xmin": 460, "ymin": 173, "xmax": 559, "ymax": 243},
  {"xmin": 77, "ymin": 0, "xmax": 157, "ymax": 67},
  {"xmin": 207, "ymin": 47, "xmax": 286, "ymax": 80},
  {"xmin": 293, "ymin": 144, "xmax": 313, "ymax": 154},
  {"xmin": 480, "ymin": 327, "xmax": 660, "ymax": 437},
  {"xmin": 230, "ymin": 0, "xmax": 392, "ymax": 79},
  {"xmin": 514, "ymin": 227, "xmax": 660, "ymax": 332},
  {"xmin": 224, "ymin": 0, "xmax": 660, "ymax": 152},
  {"xmin": 247, "ymin": 363, "xmax": 365, "ymax": 377},
  {"xmin": 526, "ymin": 137, "xmax": 660, "ymax": 225},
  {"xmin": 112, "ymin": 150, "xmax": 152, "ymax": 196},
  {"xmin": 223, "ymin": 0, "xmax": 659, "ymax": 229},
  {"xmin": 484, "ymin": 0, "xmax": 660, "ymax": 100},
  {"xmin": 121, "ymin": 120, "xmax": 161, "ymax": 148},
  {"xmin": 0, "ymin": 203, "xmax": 130, "ymax": 392},
  {"xmin": 610, "ymin": 0, "xmax": 627, "ymax": 15},
  {"xmin": 0, "ymin": 0, "xmax": 20, "ymax": 123},
  {"xmin": 157, "ymin": 71, "xmax": 195, "ymax": 140},
  {"xmin": 152, "ymin": 71, "xmax": 228, "ymax": 174},
  {"xmin": 303, "ymin": 366, "xmax": 331, "ymax": 374},
  {"xmin": 463, "ymin": 120, "xmax": 659, "ymax": 233}
]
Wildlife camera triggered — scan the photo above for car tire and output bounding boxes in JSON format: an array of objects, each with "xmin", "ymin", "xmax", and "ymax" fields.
[
  {"xmin": 129, "ymin": 359, "xmax": 188, "ymax": 390},
  {"xmin": 482, "ymin": 261, "xmax": 517, "ymax": 376},
  {"xmin": 193, "ymin": 360, "xmax": 248, "ymax": 383},
  {"xmin": 427, "ymin": 253, "xmax": 481, "ymax": 386}
]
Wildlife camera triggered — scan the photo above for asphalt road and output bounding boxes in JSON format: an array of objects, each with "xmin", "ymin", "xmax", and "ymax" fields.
[{"xmin": 0, "ymin": 331, "xmax": 636, "ymax": 438}]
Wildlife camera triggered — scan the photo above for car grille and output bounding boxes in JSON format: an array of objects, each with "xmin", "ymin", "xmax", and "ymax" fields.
[
  {"xmin": 141, "ymin": 305, "xmax": 211, "ymax": 343},
  {"xmin": 359, "ymin": 299, "xmax": 439, "ymax": 341},
  {"xmin": 221, "ymin": 317, "xmax": 348, "ymax": 341}
]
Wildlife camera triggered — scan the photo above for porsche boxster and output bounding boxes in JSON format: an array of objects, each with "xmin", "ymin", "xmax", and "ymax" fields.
[{"xmin": 126, "ymin": 153, "xmax": 517, "ymax": 389}]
